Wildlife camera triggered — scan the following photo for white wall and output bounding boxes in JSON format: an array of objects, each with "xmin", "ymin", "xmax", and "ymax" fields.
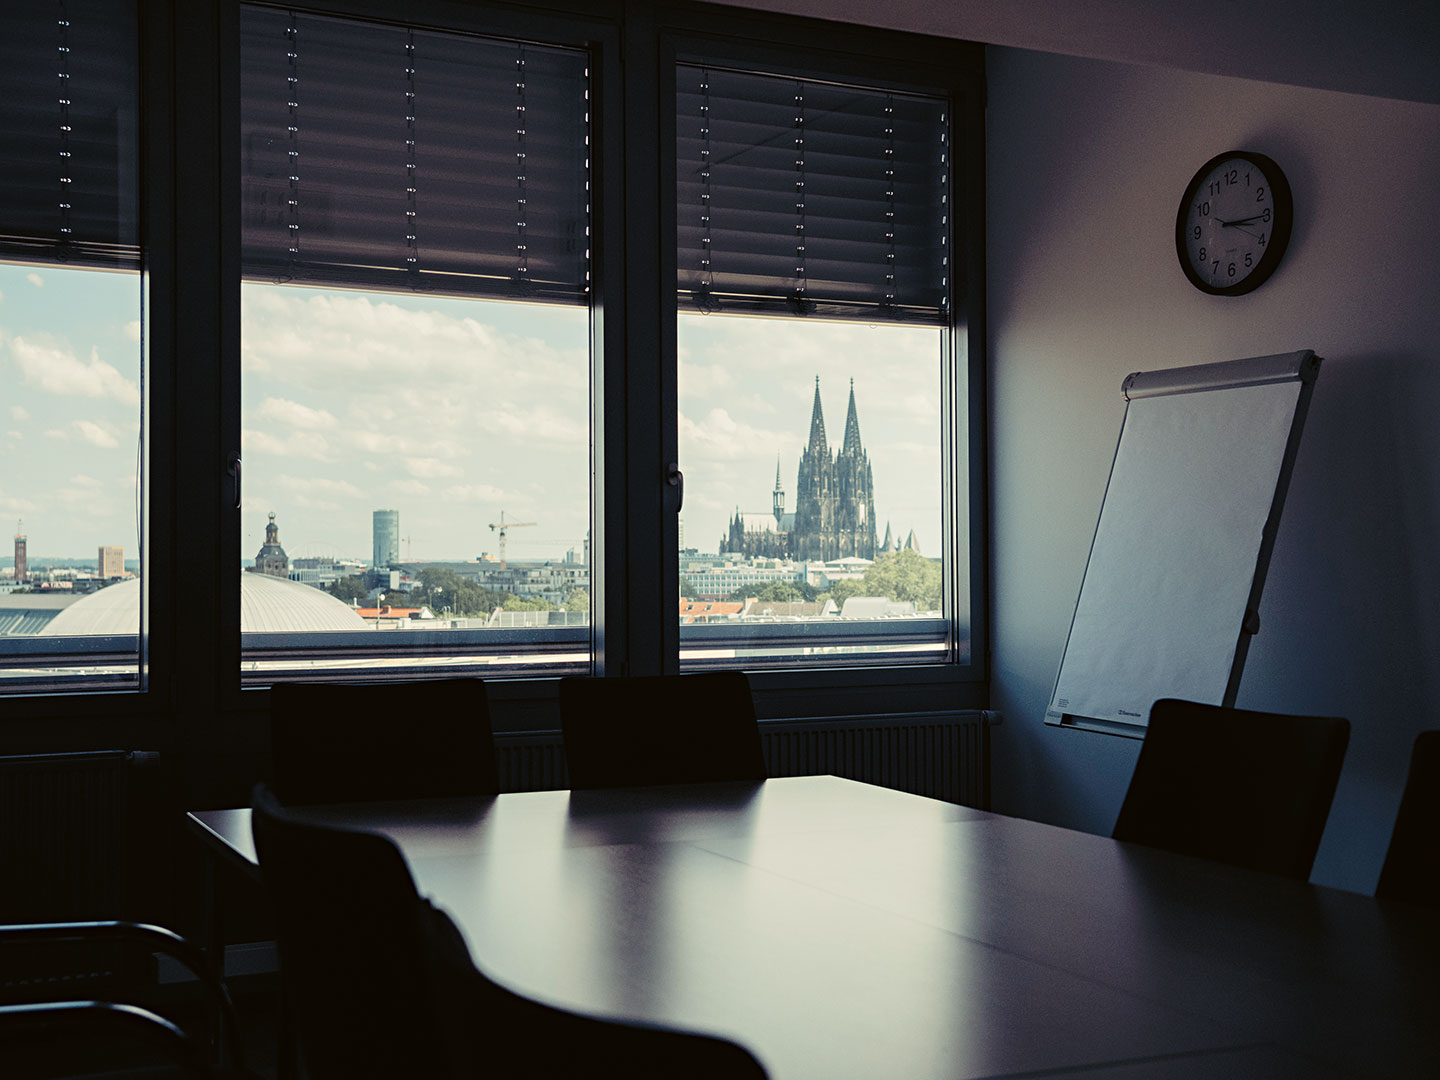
[{"xmin": 986, "ymin": 46, "xmax": 1440, "ymax": 893}]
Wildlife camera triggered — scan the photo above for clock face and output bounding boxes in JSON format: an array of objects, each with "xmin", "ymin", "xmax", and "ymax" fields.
[{"xmin": 1176, "ymin": 151, "xmax": 1292, "ymax": 296}]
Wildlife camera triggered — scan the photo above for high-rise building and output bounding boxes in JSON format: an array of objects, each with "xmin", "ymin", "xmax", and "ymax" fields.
[
  {"xmin": 98, "ymin": 545, "xmax": 124, "ymax": 579},
  {"xmin": 373, "ymin": 509, "xmax": 399, "ymax": 569},
  {"xmin": 13, "ymin": 521, "xmax": 25, "ymax": 584},
  {"xmin": 722, "ymin": 378, "xmax": 877, "ymax": 561}
]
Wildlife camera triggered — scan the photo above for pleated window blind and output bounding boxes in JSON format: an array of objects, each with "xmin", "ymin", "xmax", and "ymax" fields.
[
  {"xmin": 0, "ymin": 0, "xmax": 140, "ymax": 270},
  {"xmin": 240, "ymin": 5, "xmax": 590, "ymax": 304},
  {"xmin": 677, "ymin": 64, "xmax": 950, "ymax": 325}
]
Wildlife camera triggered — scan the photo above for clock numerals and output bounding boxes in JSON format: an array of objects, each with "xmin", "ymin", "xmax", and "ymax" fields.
[{"xmin": 1178, "ymin": 151, "xmax": 1291, "ymax": 295}]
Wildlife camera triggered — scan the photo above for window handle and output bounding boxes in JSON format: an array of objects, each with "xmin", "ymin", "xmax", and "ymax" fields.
[
  {"xmin": 666, "ymin": 461, "xmax": 684, "ymax": 513},
  {"xmin": 226, "ymin": 452, "xmax": 242, "ymax": 510}
]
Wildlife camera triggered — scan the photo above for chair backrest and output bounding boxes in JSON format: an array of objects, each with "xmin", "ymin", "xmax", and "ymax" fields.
[
  {"xmin": 251, "ymin": 784, "xmax": 768, "ymax": 1079},
  {"xmin": 266, "ymin": 678, "xmax": 497, "ymax": 804},
  {"xmin": 251, "ymin": 783, "xmax": 453, "ymax": 1079},
  {"xmin": 559, "ymin": 672, "xmax": 767, "ymax": 789},
  {"xmin": 1375, "ymin": 730, "xmax": 1440, "ymax": 907},
  {"xmin": 1112, "ymin": 698, "xmax": 1349, "ymax": 880}
]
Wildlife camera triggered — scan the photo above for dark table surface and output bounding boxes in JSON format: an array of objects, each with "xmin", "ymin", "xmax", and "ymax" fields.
[{"xmin": 189, "ymin": 775, "xmax": 1439, "ymax": 1079}]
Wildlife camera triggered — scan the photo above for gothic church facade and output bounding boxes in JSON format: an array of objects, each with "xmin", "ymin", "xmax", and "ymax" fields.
[{"xmin": 722, "ymin": 378, "xmax": 877, "ymax": 562}]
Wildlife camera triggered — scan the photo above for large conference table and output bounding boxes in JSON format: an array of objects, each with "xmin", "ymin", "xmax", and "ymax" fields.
[{"xmin": 189, "ymin": 776, "xmax": 1438, "ymax": 1079}]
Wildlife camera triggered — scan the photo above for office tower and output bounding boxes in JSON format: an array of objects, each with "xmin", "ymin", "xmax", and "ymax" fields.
[
  {"xmin": 98, "ymin": 545, "xmax": 124, "ymax": 579},
  {"xmin": 13, "ymin": 522, "xmax": 26, "ymax": 584},
  {"xmin": 373, "ymin": 509, "xmax": 399, "ymax": 569}
]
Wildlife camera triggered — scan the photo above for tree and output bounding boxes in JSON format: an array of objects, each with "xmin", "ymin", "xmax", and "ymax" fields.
[
  {"xmin": 859, "ymin": 550, "xmax": 942, "ymax": 610},
  {"xmin": 415, "ymin": 567, "xmax": 510, "ymax": 617},
  {"xmin": 824, "ymin": 579, "xmax": 865, "ymax": 607},
  {"xmin": 498, "ymin": 593, "xmax": 552, "ymax": 612},
  {"xmin": 724, "ymin": 581, "xmax": 819, "ymax": 604},
  {"xmin": 563, "ymin": 588, "xmax": 590, "ymax": 611},
  {"xmin": 324, "ymin": 575, "xmax": 370, "ymax": 606}
]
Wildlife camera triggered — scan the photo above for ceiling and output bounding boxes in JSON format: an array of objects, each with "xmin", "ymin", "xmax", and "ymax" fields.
[{"xmin": 708, "ymin": 0, "xmax": 1440, "ymax": 105}]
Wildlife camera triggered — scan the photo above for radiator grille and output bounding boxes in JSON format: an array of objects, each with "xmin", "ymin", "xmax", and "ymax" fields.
[
  {"xmin": 763, "ymin": 712, "xmax": 993, "ymax": 808},
  {"xmin": 0, "ymin": 751, "xmax": 132, "ymax": 922},
  {"xmin": 496, "ymin": 712, "xmax": 993, "ymax": 808}
]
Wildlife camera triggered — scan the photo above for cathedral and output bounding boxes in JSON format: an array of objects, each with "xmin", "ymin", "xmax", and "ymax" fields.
[{"xmin": 722, "ymin": 378, "xmax": 878, "ymax": 561}]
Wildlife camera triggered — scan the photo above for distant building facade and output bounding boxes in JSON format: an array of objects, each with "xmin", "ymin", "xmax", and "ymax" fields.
[
  {"xmin": 373, "ymin": 509, "xmax": 399, "ymax": 570},
  {"xmin": 722, "ymin": 378, "xmax": 877, "ymax": 562},
  {"xmin": 13, "ymin": 522, "xmax": 25, "ymax": 584},
  {"xmin": 252, "ymin": 512, "xmax": 290, "ymax": 578},
  {"xmin": 98, "ymin": 545, "xmax": 124, "ymax": 579}
]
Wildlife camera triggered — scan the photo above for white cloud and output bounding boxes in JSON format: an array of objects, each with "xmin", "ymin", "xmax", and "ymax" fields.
[
  {"xmin": 272, "ymin": 474, "xmax": 363, "ymax": 498},
  {"xmin": 678, "ymin": 407, "xmax": 789, "ymax": 463},
  {"xmin": 26, "ymin": 273, "xmax": 43, "ymax": 288},
  {"xmin": 8, "ymin": 336, "xmax": 140, "ymax": 406},
  {"xmin": 123, "ymin": 321, "xmax": 143, "ymax": 343},
  {"xmin": 44, "ymin": 429, "xmax": 68, "ymax": 441},
  {"xmin": 254, "ymin": 396, "xmax": 340, "ymax": 430},
  {"xmin": 9, "ymin": 406, "xmax": 29, "ymax": 422},
  {"xmin": 485, "ymin": 402, "xmax": 588, "ymax": 447},
  {"xmin": 391, "ymin": 479, "xmax": 431, "ymax": 496},
  {"xmin": 241, "ymin": 427, "xmax": 335, "ymax": 463},
  {"xmin": 403, "ymin": 457, "xmax": 461, "ymax": 479},
  {"xmin": 0, "ymin": 494, "xmax": 36, "ymax": 513},
  {"xmin": 440, "ymin": 483, "xmax": 507, "ymax": 503},
  {"xmin": 5, "ymin": 431, "xmax": 20, "ymax": 442},
  {"xmin": 54, "ymin": 475, "xmax": 113, "ymax": 514},
  {"xmin": 75, "ymin": 420, "xmax": 120, "ymax": 448}
]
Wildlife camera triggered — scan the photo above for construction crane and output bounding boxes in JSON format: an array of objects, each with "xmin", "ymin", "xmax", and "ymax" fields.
[
  {"xmin": 487, "ymin": 511, "xmax": 536, "ymax": 568},
  {"xmin": 400, "ymin": 535, "xmax": 424, "ymax": 561}
]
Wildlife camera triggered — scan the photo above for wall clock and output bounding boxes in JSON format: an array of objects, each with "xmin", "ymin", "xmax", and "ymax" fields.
[{"xmin": 1176, "ymin": 150, "xmax": 1293, "ymax": 296}]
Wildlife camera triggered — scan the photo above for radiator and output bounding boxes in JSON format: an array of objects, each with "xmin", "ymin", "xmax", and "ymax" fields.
[
  {"xmin": 0, "ymin": 751, "xmax": 134, "ymax": 923},
  {"xmin": 496, "ymin": 711, "xmax": 995, "ymax": 809}
]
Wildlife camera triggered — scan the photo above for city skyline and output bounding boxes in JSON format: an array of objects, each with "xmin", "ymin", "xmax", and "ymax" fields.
[{"xmin": 3, "ymin": 264, "xmax": 946, "ymax": 563}]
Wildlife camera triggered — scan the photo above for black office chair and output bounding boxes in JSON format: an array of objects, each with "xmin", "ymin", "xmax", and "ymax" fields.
[
  {"xmin": 266, "ymin": 678, "xmax": 498, "ymax": 804},
  {"xmin": 250, "ymin": 783, "xmax": 767, "ymax": 1079},
  {"xmin": 558, "ymin": 672, "xmax": 767, "ymax": 789},
  {"xmin": 0, "ymin": 921, "xmax": 255, "ymax": 1078},
  {"xmin": 1375, "ymin": 730, "xmax": 1440, "ymax": 907},
  {"xmin": 1112, "ymin": 698, "xmax": 1349, "ymax": 880}
]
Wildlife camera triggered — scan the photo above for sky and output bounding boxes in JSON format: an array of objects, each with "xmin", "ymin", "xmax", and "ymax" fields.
[
  {"xmin": 0, "ymin": 264, "xmax": 145, "ymax": 565},
  {"xmin": 2, "ymin": 262, "xmax": 952, "ymax": 565}
]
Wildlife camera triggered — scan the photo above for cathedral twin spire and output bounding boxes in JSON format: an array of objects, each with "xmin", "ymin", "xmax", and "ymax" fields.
[{"xmin": 725, "ymin": 376, "xmax": 877, "ymax": 562}]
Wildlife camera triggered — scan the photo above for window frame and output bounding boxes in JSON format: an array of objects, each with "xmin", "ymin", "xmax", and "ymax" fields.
[
  {"xmin": 1, "ymin": 0, "xmax": 986, "ymax": 749},
  {"xmin": 651, "ymin": 8, "xmax": 988, "ymax": 717}
]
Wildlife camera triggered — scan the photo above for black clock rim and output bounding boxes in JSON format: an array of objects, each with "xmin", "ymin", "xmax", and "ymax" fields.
[{"xmin": 1175, "ymin": 150, "xmax": 1293, "ymax": 297}]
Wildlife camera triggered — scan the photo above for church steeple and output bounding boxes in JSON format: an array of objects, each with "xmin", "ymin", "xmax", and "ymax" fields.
[
  {"xmin": 772, "ymin": 457, "xmax": 785, "ymax": 523},
  {"xmin": 840, "ymin": 378, "xmax": 864, "ymax": 458},
  {"xmin": 806, "ymin": 375, "xmax": 829, "ymax": 457},
  {"xmin": 253, "ymin": 510, "xmax": 290, "ymax": 578}
]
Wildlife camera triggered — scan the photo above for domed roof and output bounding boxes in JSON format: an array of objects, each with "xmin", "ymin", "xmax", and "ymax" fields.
[{"xmin": 39, "ymin": 573, "xmax": 369, "ymax": 635}]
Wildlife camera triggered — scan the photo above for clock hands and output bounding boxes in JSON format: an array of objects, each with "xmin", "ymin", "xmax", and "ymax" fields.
[{"xmin": 1218, "ymin": 213, "xmax": 1265, "ymax": 227}]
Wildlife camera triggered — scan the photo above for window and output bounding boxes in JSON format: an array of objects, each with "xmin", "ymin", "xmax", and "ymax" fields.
[
  {"xmin": 236, "ymin": 6, "xmax": 592, "ymax": 682},
  {"xmin": 0, "ymin": 1, "xmax": 145, "ymax": 693},
  {"xmin": 674, "ymin": 61, "xmax": 967, "ymax": 670},
  {"xmin": 0, "ymin": 0, "xmax": 985, "ymax": 724}
]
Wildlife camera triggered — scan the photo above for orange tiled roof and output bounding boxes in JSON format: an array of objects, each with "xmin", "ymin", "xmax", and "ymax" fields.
[{"xmin": 678, "ymin": 599, "xmax": 744, "ymax": 617}]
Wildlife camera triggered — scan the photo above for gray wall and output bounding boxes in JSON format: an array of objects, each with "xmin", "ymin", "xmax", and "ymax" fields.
[{"xmin": 985, "ymin": 46, "xmax": 1440, "ymax": 894}]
